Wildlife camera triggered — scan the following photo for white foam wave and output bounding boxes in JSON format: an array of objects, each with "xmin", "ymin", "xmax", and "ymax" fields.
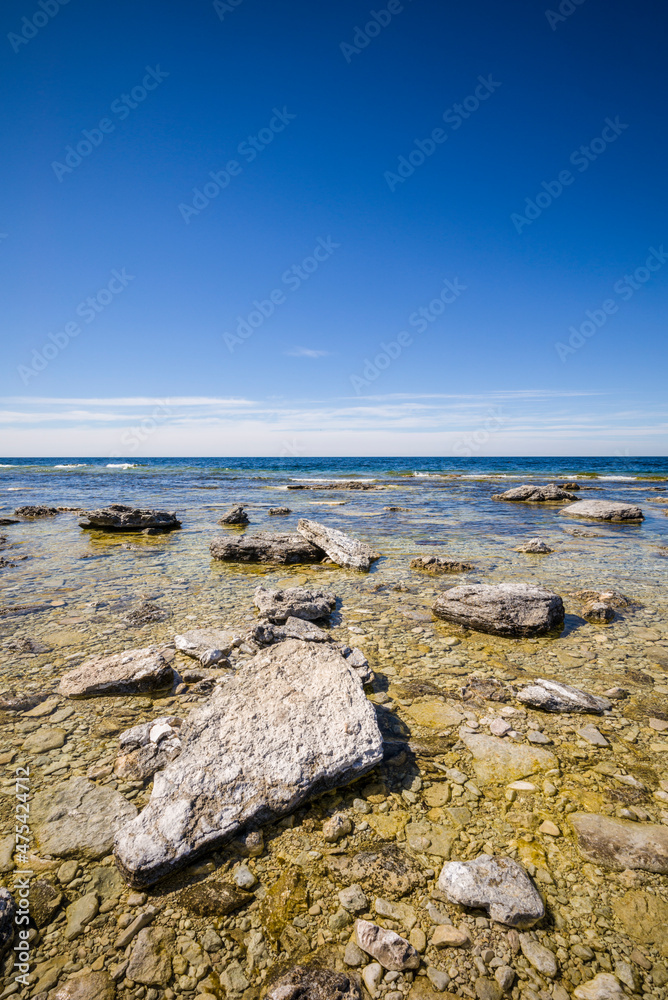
[
  {"xmin": 106, "ymin": 463, "xmax": 138, "ymax": 469},
  {"xmin": 54, "ymin": 464, "xmax": 88, "ymax": 468},
  {"xmin": 289, "ymin": 477, "xmax": 377, "ymax": 483}
]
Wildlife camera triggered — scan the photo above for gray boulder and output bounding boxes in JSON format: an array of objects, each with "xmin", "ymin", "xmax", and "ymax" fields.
[
  {"xmin": 219, "ymin": 504, "xmax": 248, "ymax": 525},
  {"xmin": 297, "ymin": 518, "xmax": 380, "ymax": 571},
  {"xmin": 254, "ymin": 585, "xmax": 336, "ymax": 623},
  {"xmin": 493, "ymin": 484, "xmax": 577, "ymax": 502},
  {"xmin": 516, "ymin": 678, "xmax": 611, "ymax": 714},
  {"xmin": 114, "ymin": 639, "xmax": 383, "ymax": 886},
  {"xmin": 432, "ymin": 583, "xmax": 564, "ymax": 637},
  {"xmin": 570, "ymin": 814, "xmax": 668, "ymax": 872},
  {"xmin": 32, "ymin": 777, "xmax": 137, "ymax": 859},
  {"xmin": 78, "ymin": 504, "xmax": 181, "ymax": 532},
  {"xmin": 438, "ymin": 855, "xmax": 544, "ymax": 927},
  {"xmin": 210, "ymin": 531, "xmax": 325, "ymax": 564},
  {"xmin": 58, "ymin": 646, "xmax": 176, "ymax": 698},
  {"xmin": 559, "ymin": 500, "xmax": 644, "ymax": 522},
  {"xmin": 174, "ymin": 627, "xmax": 237, "ymax": 666},
  {"xmin": 410, "ymin": 556, "xmax": 474, "ymax": 573}
]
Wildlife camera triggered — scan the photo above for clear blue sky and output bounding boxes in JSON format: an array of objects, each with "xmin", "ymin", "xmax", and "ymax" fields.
[{"xmin": 1, "ymin": 0, "xmax": 666, "ymax": 456}]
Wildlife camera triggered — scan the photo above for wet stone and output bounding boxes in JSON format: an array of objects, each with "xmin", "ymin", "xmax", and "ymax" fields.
[
  {"xmin": 356, "ymin": 919, "xmax": 421, "ymax": 970},
  {"xmin": 570, "ymin": 813, "xmax": 668, "ymax": 872},
  {"xmin": 32, "ymin": 776, "xmax": 137, "ymax": 859},
  {"xmin": 175, "ymin": 877, "xmax": 250, "ymax": 916},
  {"xmin": 266, "ymin": 966, "xmax": 363, "ymax": 1000},
  {"xmin": 438, "ymin": 855, "xmax": 544, "ymax": 928}
]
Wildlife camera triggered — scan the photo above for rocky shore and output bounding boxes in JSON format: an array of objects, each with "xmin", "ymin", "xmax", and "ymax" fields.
[{"xmin": 0, "ymin": 487, "xmax": 667, "ymax": 1000}]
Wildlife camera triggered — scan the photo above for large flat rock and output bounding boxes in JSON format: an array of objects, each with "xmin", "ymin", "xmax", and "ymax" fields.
[
  {"xmin": 570, "ymin": 813, "xmax": 668, "ymax": 872},
  {"xmin": 79, "ymin": 503, "xmax": 181, "ymax": 532},
  {"xmin": 114, "ymin": 639, "xmax": 383, "ymax": 886},
  {"xmin": 297, "ymin": 518, "xmax": 380, "ymax": 571},
  {"xmin": 462, "ymin": 734, "xmax": 556, "ymax": 784},
  {"xmin": 493, "ymin": 484, "xmax": 577, "ymax": 502},
  {"xmin": 559, "ymin": 500, "xmax": 644, "ymax": 522},
  {"xmin": 432, "ymin": 583, "xmax": 564, "ymax": 637},
  {"xmin": 253, "ymin": 585, "xmax": 336, "ymax": 623},
  {"xmin": 32, "ymin": 777, "xmax": 137, "ymax": 859},
  {"xmin": 210, "ymin": 531, "xmax": 325, "ymax": 564},
  {"xmin": 58, "ymin": 646, "xmax": 176, "ymax": 698}
]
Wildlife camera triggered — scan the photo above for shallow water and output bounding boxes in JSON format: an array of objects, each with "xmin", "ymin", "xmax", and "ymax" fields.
[{"xmin": 1, "ymin": 458, "xmax": 667, "ymax": 999}]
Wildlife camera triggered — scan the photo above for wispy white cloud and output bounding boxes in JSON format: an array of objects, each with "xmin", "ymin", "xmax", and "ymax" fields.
[{"xmin": 283, "ymin": 348, "xmax": 332, "ymax": 358}]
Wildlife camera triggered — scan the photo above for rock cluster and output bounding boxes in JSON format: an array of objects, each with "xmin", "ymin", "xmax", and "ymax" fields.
[
  {"xmin": 78, "ymin": 503, "xmax": 181, "ymax": 532},
  {"xmin": 493, "ymin": 484, "xmax": 577, "ymax": 502},
  {"xmin": 14, "ymin": 504, "xmax": 59, "ymax": 517}
]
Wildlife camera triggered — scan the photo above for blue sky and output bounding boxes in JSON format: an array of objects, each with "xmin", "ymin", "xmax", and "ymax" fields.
[{"xmin": 1, "ymin": 0, "xmax": 666, "ymax": 456}]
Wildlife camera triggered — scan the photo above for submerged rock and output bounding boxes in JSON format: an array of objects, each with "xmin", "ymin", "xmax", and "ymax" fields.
[
  {"xmin": 516, "ymin": 678, "xmax": 611, "ymax": 714},
  {"xmin": 574, "ymin": 589, "xmax": 631, "ymax": 607},
  {"xmin": 254, "ymin": 585, "xmax": 337, "ymax": 623},
  {"xmin": 582, "ymin": 601, "xmax": 615, "ymax": 623},
  {"xmin": 50, "ymin": 970, "xmax": 116, "ymax": 999},
  {"xmin": 123, "ymin": 601, "xmax": 169, "ymax": 626},
  {"xmin": 126, "ymin": 926, "xmax": 175, "ymax": 986},
  {"xmin": 493, "ymin": 484, "xmax": 577, "ymax": 503},
  {"xmin": 514, "ymin": 538, "xmax": 553, "ymax": 554},
  {"xmin": 433, "ymin": 583, "xmax": 564, "ymax": 637},
  {"xmin": 328, "ymin": 846, "xmax": 427, "ymax": 899},
  {"xmin": 32, "ymin": 777, "xmax": 137, "ymax": 859},
  {"xmin": 438, "ymin": 855, "xmax": 544, "ymax": 928},
  {"xmin": 58, "ymin": 646, "xmax": 176, "ymax": 698},
  {"xmin": 210, "ymin": 531, "xmax": 325, "ymax": 564},
  {"xmin": 114, "ymin": 639, "xmax": 383, "ymax": 886},
  {"xmin": 14, "ymin": 504, "xmax": 58, "ymax": 517},
  {"xmin": 297, "ymin": 518, "xmax": 381, "ymax": 571},
  {"xmin": 268, "ymin": 506, "xmax": 292, "ymax": 515},
  {"xmin": 462, "ymin": 733, "xmax": 556, "ymax": 783},
  {"xmin": 219, "ymin": 504, "xmax": 249, "ymax": 525},
  {"xmin": 266, "ymin": 966, "xmax": 362, "ymax": 1000},
  {"xmin": 175, "ymin": 877, "xmax": 250, "ymax": 916},
  {"xmin": 410, "ymin": 556, "xmax": 474, "ymax": 573},
  {"xmin": 356, "ymin": 919, "xmax": 420, "ymax": 970},
  {"xmin": 78, "ymin": 504, "xmax": 181, "ymax": 532},
  {"xmin": 174, "ymin": 627, "xmax": 237, "ymax": 665},
  {"xmin": 559, "ymin": 499, "xmax": 644, "ymax": 522},
  {"xmin": 570, "ymin": 813, "xmax": 668, "ymax": 872}
]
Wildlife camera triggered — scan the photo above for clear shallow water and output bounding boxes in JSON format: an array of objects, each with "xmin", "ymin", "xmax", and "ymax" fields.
[{"xmin": 1, "ymin": 456, "xmax": 667, "ymax": 685}]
